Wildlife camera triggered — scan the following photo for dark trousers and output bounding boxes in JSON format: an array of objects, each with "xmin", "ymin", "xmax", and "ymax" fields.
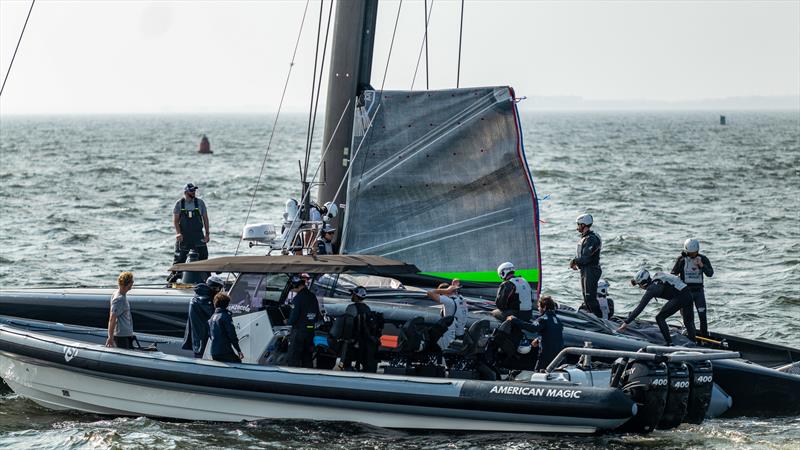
[
  {"xmin": 114, "ymin": 336, "xmax": 134, "ymax": 349},
  {"xmin": 287, "ymin": 328, "xmax": 315, "ymax": 368},
  {"xmin": 688, "ymin": 286, "xmax": 708, "ymax": 336},
  {"xmin": 342, "ymin": 339, "xmax": 378, "ymax": 373},
  {"xmin": 655, "ymin": 292, "xmax": 697, "ymax": 345},
  {"xmin": 212, "ymin": 353, "xmax": 241, "ymax": 363},
  {"xmin": 173, "ymin": 240, "xmax": 208, "ymax": 264},
  {"xmin": 580, "ymin": 266, "xmax": 603, "ymax": 318}
]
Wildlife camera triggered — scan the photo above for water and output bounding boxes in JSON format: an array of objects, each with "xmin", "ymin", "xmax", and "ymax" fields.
[{"xmin": 1, "ymin": 111, "xmax": 799, "ymax": 448}]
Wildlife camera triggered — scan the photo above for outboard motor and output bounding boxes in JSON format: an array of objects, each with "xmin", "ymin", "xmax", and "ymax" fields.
[
  {"xmin": 180, "ymin": 250, "xmax": 205, "ymax": 285},
  {"xmin": 657, "ymin": 362, "xmax": 691, "ymax": 429},
  {"xmin": 685, "ymin": 360, "xmax": 714, "ymax": 424},
  {"xmin": 617, "ymin": 359, "xmax": 669, "ymax": 433}
]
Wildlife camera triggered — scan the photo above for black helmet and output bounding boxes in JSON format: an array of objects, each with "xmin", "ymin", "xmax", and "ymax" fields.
[{"xmin": 350, "ymin": 286, "xmax": 367, "ymax": 299}]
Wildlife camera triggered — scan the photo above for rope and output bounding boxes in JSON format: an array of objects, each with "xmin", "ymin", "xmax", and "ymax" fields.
[
  {"xmin": 302, "ymin": 0, "xmax": 327, "ymax": 183},
  {"xmin": 0, "ymin": 0, "xmax": 36, "ymax": 98},
  {"xmin": 457, "ymin": 0, "xmax": 464, "ymax": 88},
  {"xmin": 410, "ymin": 0, "xmax": 434, "ymax": 90},
  {"xmin": 234, "ymin": 0, "xmax": 311, "ymax": 256},
  {"xmin": 304, "ymin": 0, "xmax": 335, "ymax": 183},
  {"xmin": 424, "ymin": 0, "xmax": 430, "ymax": 90}
]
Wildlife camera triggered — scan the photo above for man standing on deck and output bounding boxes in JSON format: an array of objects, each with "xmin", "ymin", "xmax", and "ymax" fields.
[
  {"xmin": 570, "ymin": 214, "xmax": 603, "ymax": 318},
  {"xmin": 671, "ymin": 238, "xmax": 714, "ymax": 336},
  {"xmin": 106, "ymin": 271, "xmax": 135, "ymax": 349},
  {"xmin": 168, "ymin": 183, "xmax": 210, "ymax": 282},
  {"xmin": 286, "ymin": 274, "xmax": 321, "ymax": 368}
]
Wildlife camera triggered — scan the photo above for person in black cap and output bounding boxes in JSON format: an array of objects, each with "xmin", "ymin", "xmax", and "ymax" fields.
[
  {"xmin": 315, "ymin": 225, "xmax": 337, "ymax": 255},
  {"xmin": 286, "ymin": 274, "xmax": 321, "ymax": 368},
  {"xmin": 169, "ymin": 183, "xmax": 210, "ymax": 281},
  {"xmin": 182, "ymin": 275, "xmax": 225, "ymax": 358},
  {"xmin": 340, "ymin": 286, "xmax": 381, "ymax": 372}
]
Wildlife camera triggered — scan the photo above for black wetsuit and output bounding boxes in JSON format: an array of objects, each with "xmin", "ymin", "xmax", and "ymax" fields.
[
  {"xmin": 625, "ymin": 277, "xmax": 697, "ymax": 345},
  {"xmin": 341, "ymin": 302, "xmax": 379, "ymax": 373},
  {"xmin": 208, "ymin": 307, "xmax": 242, "ymax": 363},
  {"xmin": 511, "ymin": 310, "xmax": 564, "ymax": 371},
  {"xmin": 181, "ymin": 283, "xmax": 215, "ymax": 357},
  {"xmin": 286, "ymin": 287, "xmax": 321, "ymax": 368},
  {"xmin": 671, "ymin": 252, "xmax": 714, "ymax": 336},
  {"xmin": 572, "ymin": 230, "xmax": 603, "ymax": 318}
]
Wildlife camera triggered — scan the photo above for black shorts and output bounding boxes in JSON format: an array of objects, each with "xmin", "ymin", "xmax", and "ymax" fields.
[{"xmin": 114, "ymin": 336, "xmax": 134, "ymax": 349}]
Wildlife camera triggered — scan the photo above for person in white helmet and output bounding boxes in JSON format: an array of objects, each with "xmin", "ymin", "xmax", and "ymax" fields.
[
  {"xmin": 492, "ymin": 262, "xmax": 534, "ymax": 321},
  {"xmin": 671, "ymin": 238, "xmax": 714, "ymax": 336},
  {"xmin": 618, "ymin": 269, "xmax": 696, "ymax": 346},
  {"xmin": 569, "ymin": 214, "xmax": 603, "ymax": 318},
  {"xmin": 580, "ymin": 279, "xmax": 615, "ymax": 320}
]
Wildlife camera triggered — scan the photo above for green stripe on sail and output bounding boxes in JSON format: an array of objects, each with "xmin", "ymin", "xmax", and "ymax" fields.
[{"xmin": 420, "ymin": 269, "xmax": 539, "ymax": 283}]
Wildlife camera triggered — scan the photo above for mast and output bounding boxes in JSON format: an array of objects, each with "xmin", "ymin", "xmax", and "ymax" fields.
[{"xmin": 318, "ymin": 0, "xmax": 378, "ymax": 240}]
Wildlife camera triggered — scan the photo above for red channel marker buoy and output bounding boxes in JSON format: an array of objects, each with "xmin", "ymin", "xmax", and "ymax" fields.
[{"xmin": 198, "ymin": 134, "xmax": 212, "ymax": 154}]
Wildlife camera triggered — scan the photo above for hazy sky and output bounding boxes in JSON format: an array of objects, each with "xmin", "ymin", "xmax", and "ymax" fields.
[{"xmin": 1, "ymin": 0, "xmax": 798, "ymax": 114}]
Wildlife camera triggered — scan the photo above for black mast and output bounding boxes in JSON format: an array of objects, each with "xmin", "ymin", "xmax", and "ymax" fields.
[{"xmin": 318, "ymin": 0, "xmax": 378, "ymax": 240}]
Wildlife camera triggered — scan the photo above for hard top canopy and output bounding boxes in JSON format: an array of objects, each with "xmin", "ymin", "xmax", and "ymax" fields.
[{"xmin": 170, "ymin": 254, "xmax": 419, "ymax": 276}]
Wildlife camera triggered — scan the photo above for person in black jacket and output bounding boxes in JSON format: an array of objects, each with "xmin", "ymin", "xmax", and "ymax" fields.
[
  {"xmin": 286, "ymin": 274, "xmax": 321, "ymax": 368},
  {"xmin": 340, "ymin": 286, "xmax": 380, "ymax": 372},
  {"xmin": 617, "ymin": 269, "xmax": 696, "ymax": 346},
  {"xmin": 181, "ymin": 275, "xmax": 225, "ymax": 357},
  {"xmin": 671, "ymin": 238, "xmax": 714, "ymax": 336},
  {"xmin": 208, "ymin": 293, "xmax": 244, "ymax": 363},
  {"xmin": 315, "ymin": 225, "xmax": 337, "ymax": 255},
  {"xmin": 569, "ymin": 214, "xmax": 603, "ymax": 318},
  {"xmin": 506, "ymin": 295, "xmax": 564, "ymax": 372}
]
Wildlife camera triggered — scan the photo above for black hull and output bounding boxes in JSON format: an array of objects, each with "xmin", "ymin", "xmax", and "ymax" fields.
[{"xmin": 1, "ymin": 287, "xmax": 798, "ymax": 417}]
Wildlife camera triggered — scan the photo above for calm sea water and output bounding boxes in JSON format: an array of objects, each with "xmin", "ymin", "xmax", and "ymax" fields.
[{"xmin": 1, "ymin": 111, "xmax": 798, "ymax": 448}]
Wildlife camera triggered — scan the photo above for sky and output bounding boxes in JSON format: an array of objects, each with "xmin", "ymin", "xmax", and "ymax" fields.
[{"xmin": 0, "ymin": 0, "xmax": 798, "ymax": 114}]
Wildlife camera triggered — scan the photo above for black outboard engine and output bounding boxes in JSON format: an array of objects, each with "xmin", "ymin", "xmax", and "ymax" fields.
[
  {"xmin": 617, "ymin": 359, "xmax": 669, "ymax": 433},
  {"xmin": 685, "ymin": 360, "xmax": 714, "ymax": 424},
  {"xmin": 180, "ymin": 250, "xmax": 205, "ymax": 285},
  {"xmin": 447, "ymin": 319, "xmax": 494, "ymax": 380},
  {"xmin": 657, "ymin": 362, "xmax": 691, "ymax": 429}
]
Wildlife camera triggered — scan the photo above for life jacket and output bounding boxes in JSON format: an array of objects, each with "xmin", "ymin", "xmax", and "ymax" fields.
[
  {"xmin": 682, "ymin": 256, "xmax": 704, "ymax": 285},
  {"xmin": 597, "ymin": 295, "xmax": 614, "ymax": 320},
  {"xmin": 441, "ymin": 294, "xmax": 468, "ymax": 338},
  {"xmin": 653, "ymin": 272, "xmax": 687, "ymax": 291},
  {"xmin": 179, "ymin": 198, "xmax": 205, "ymax": 244},
  {"xmin": 509, "ymin": 276, "xmax": 533, "ymax": 312}
]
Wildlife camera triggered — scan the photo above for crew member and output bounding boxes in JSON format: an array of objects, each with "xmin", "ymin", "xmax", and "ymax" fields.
[
  {"xmin": 618, "ymin": 269, "xmax": 697, "ymax": 346},
  {"xmin": 106, "ymin": 271, "xmax": 135, "ymax": 349},
  {"xmin": 182, "ymin": 275, "xmax": 225, "ymax": 358},
  {"xmin": 169, "ymin": 183, "xmax": 210, "ymax": 282},
  {"xmin": 286, "ymin": 274, "xmax": 321, "ymax": 368},
  {"xmin": 315, "ymin": 225, "xmax": 337, "ymax": 255},
  {"xmin": 426, "ymin": 279, "xmax": 468, "ymax": 350},
  {"xmin": 208, "ymin": 293, "xmax": 244, "ymax": 363},
  {"xmin": 506, "ymin": 295, "xmax": 564, "ymax": 372},
  {"xmin": 671, "ymin": 238, "xmax": 714, "ymax": 336},
  {"xmin": 579, "ymin": 279, "xmax": 615, "ymax": 320},
  {"xmin": 492, "ymin": 262, "xmax": 534, "ymax": 321},
  {"xmin": 341, "ymin": 286, "xmax": 380, "ymax": 372},
  {"xmin": 570, "ymin": 214, "xmax": 603, "ymax": 318}
]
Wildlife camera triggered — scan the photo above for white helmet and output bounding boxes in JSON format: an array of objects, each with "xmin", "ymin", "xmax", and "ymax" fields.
[
  {"xmin": 597, "ymin": 279, "xmax": 610, "ymax": 296},
  {"xmin": 322, "ymin": 201, "xmax": 338, "ymax": 222},
  {"xmin": 206, "ymin": 275, "xmax": 225, "ymax": 289},
  {"xmin": 497, "ymin": 262, "xmax": 515, "ymax": 279},
  {"xmin": 684, "ymin": 238, "xmax": 700, "ymax": 253},
  {"xmin": 576, "ymin": 214, "xmax": 593, "ymax": 226},
  {"xmin": 283, "ymin": 199, "xmax": 298, "ymax": 221},
  {"xmin": 517, "ymin": 339, "xmax": 532, "ymax": 355},
  {"xmin": 632, "ymin": 269, "xmax": 651, "ymax": 286}
]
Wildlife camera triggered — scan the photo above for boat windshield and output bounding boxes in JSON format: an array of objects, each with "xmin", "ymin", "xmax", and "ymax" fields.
[{"xmin": 228, "ymin": 273, "xmax": 287, "ymax": 314}]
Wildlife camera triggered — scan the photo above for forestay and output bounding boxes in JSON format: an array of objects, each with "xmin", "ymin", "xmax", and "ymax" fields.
[{"xmin": 341, "ymin": 87, "xmax": 541, "ymax": 288}]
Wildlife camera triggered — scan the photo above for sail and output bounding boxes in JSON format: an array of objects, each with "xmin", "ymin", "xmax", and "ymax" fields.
[{"xmin": 341, "ymin": 87, "xmax": 541, "ymax": 289}]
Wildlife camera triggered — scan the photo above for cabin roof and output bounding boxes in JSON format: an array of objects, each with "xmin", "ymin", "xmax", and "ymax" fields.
[{"xmin": 170, "ymin": 254, "xmax": 420, "ymax": 275}]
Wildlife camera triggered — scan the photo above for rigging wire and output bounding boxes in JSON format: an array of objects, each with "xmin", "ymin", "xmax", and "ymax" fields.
[
  {"xmin": 378, "ymin": 0, "xmax": 404, "ymax": 92},
  {"xmin": 0, "ymin": 0, "xmax": 36, "ymax": 98},
  {"xmin": 410, "ymin": 0, "xmax": 434, "ymax": 90},
  {"xmin": 304, "ymin": 0, "xmax": 335, "ymax": 184},
  {"xmin": 423, "ymin": 0, "xmax": 429, "ymax": 90},
  {"xmin": 234, "ymin": 0, "xmax": 312, "ymax": 256},
  {"xmin": 302, "ymin": 0, "xmax": 327, "ymax": 183},
  {"xmin": 457, "ymin": 0, "xmax": 464, "ymax": 88}
]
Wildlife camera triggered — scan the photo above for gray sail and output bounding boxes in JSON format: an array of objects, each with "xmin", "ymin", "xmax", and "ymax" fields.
[{"xmin": 341, "ymin": 87, "xmax": 541, "ymax": 288}]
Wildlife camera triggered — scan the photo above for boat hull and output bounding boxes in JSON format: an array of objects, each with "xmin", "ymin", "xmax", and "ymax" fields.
[{"xmin": 0, "ymin": 324, "xmax": 634, "ymax": 432}]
